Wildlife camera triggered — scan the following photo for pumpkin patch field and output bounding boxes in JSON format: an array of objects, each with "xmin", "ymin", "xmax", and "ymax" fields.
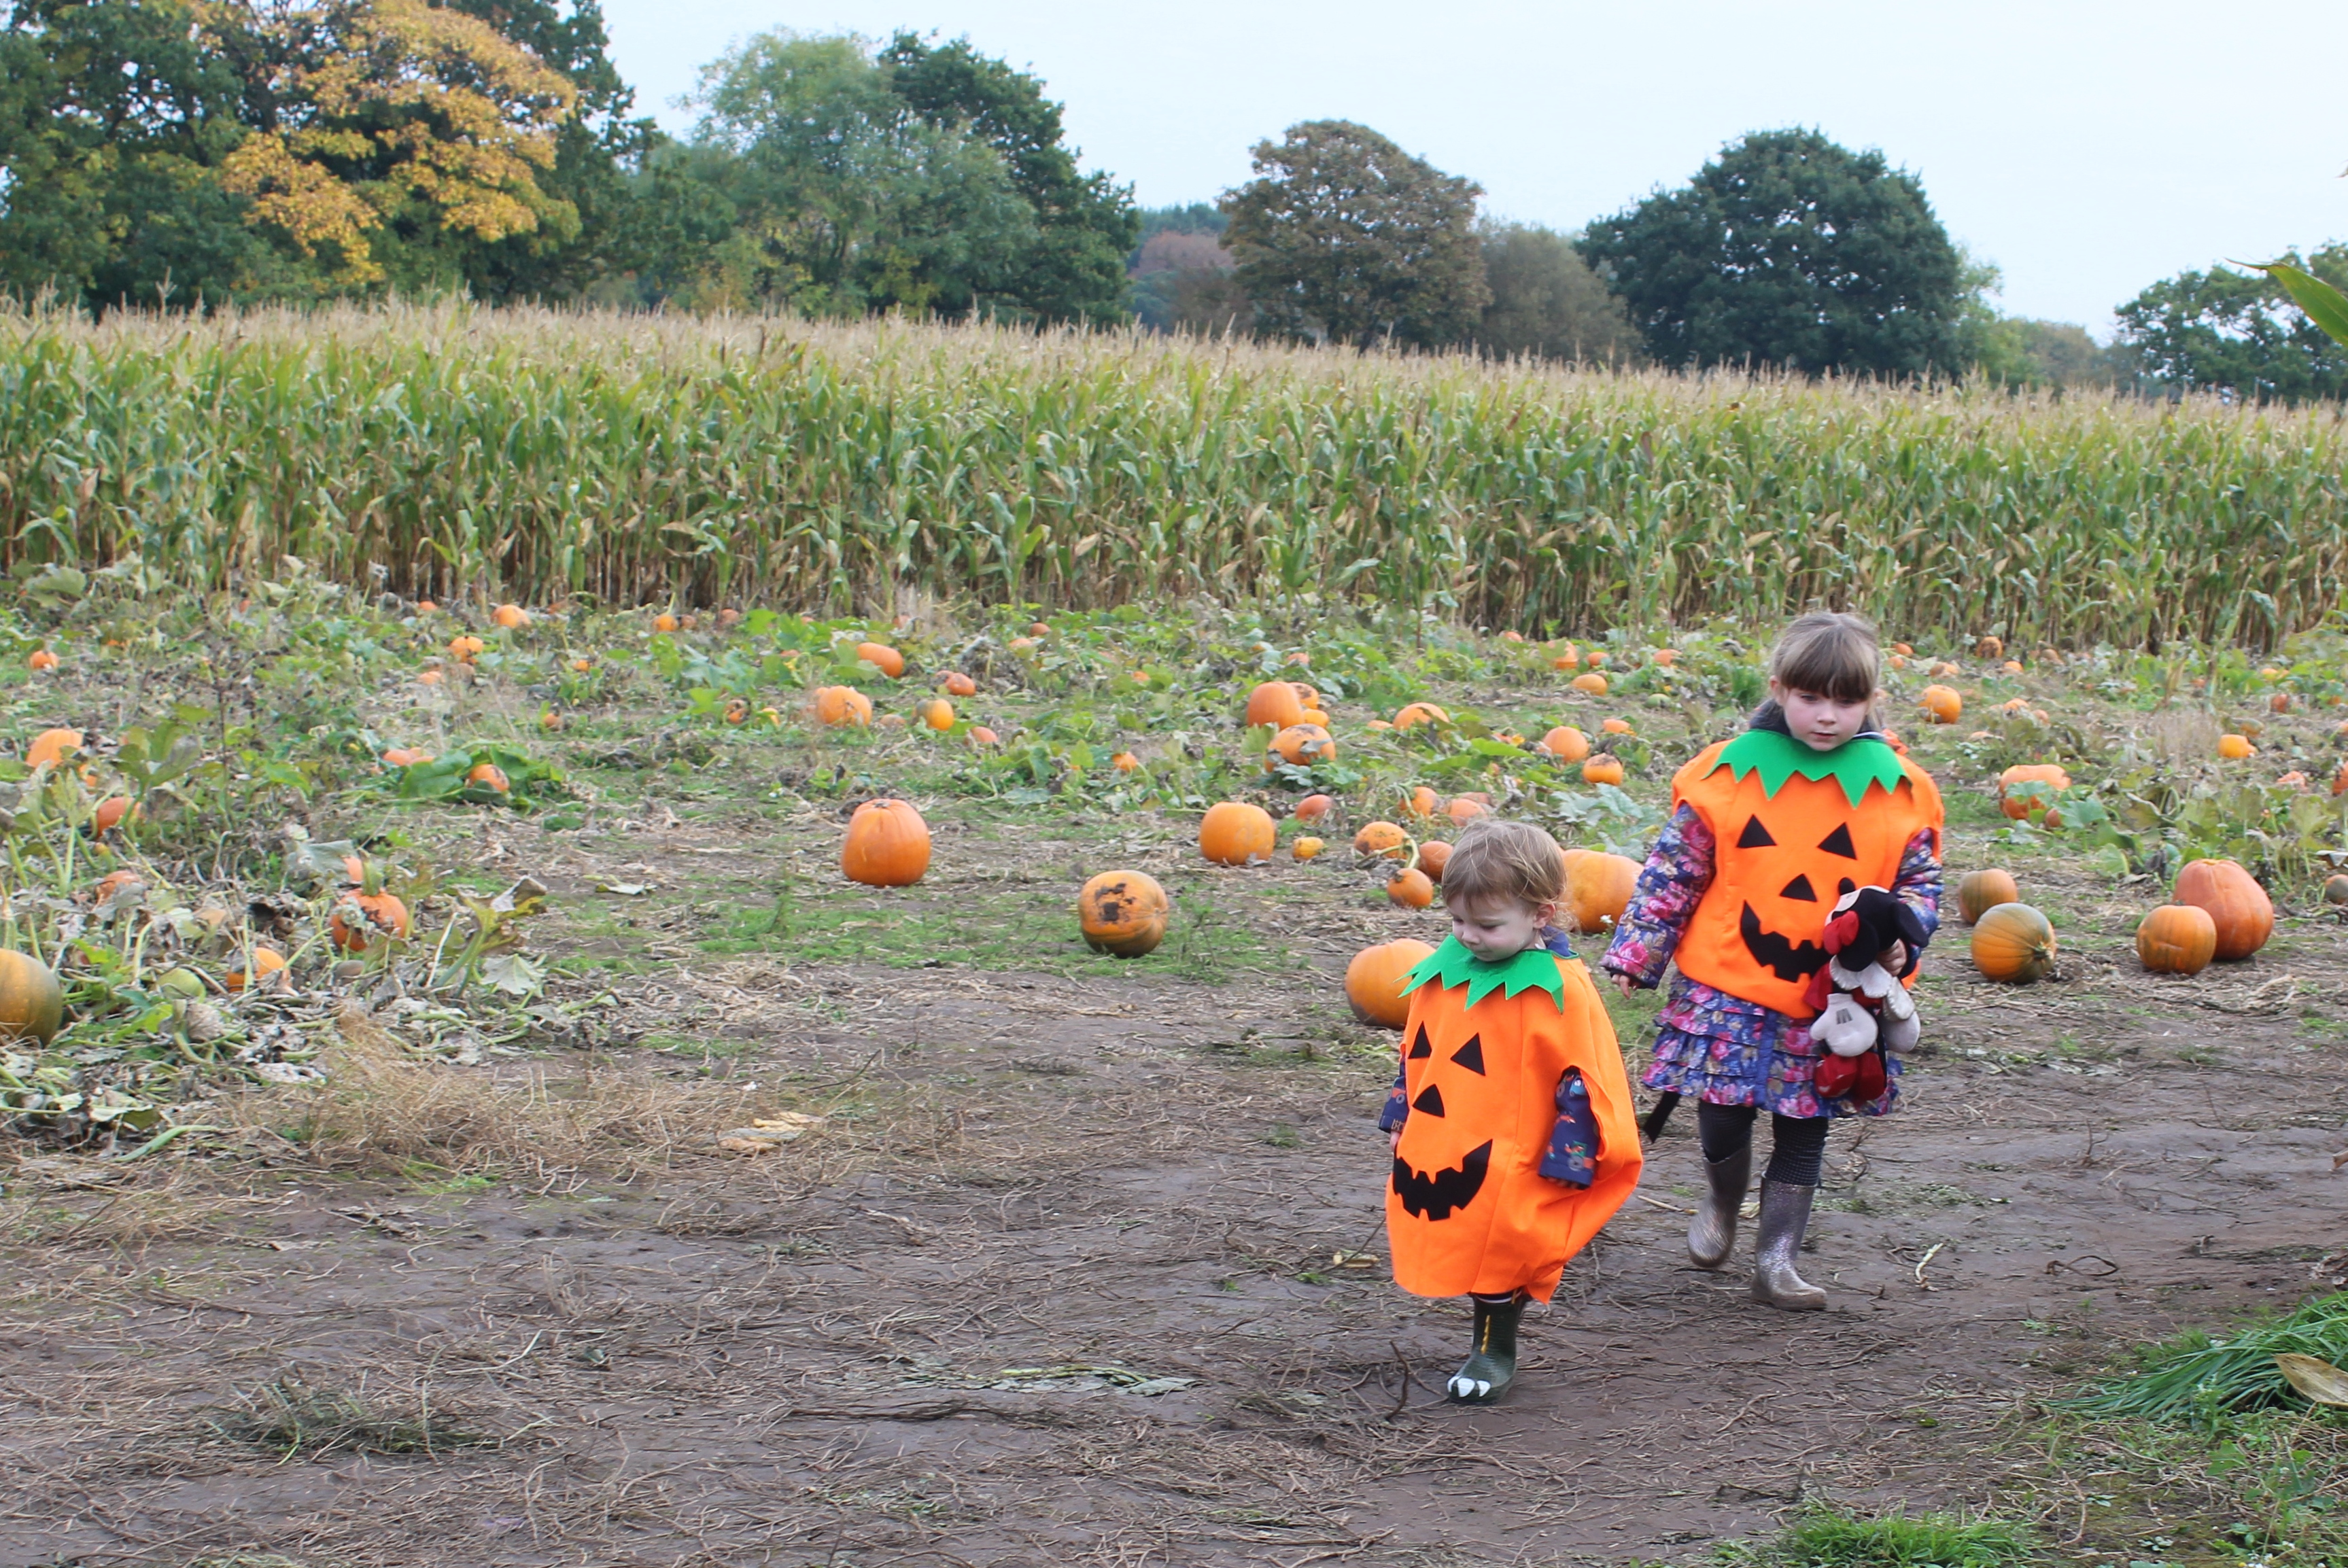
[{"xmin": 0, "ymin": 583, "xmax": 2344, "ymax": 1566}]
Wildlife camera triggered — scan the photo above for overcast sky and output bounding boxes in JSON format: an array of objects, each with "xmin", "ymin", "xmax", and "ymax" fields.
[{"xmin": 598, "ymin": 0, "xmax": 2348, "ymax": 336}]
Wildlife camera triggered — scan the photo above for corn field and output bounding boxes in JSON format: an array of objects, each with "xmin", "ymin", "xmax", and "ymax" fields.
[{"xmin": 3, "ymin": 300, "xmax": 2345, "ymax": 646}]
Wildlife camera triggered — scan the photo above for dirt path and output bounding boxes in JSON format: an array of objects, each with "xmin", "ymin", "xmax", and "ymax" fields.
[{"xmin": 3, "ymin": 816, "xmax": 2345, "ymax": 1567}]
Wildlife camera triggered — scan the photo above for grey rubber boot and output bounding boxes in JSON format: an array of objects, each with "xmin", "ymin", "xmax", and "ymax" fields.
[
  {"xmin": 1749, "ymin": 1179, "xmax": 1827, "ymax": 1310},
  {"xmin": 1688, "ymin": 1144, "xmax": 1752, "ymax": 1270},
  {"xmin": 1447, "ymin": 1294, "xmax": 1525, "ymax": 1403}
]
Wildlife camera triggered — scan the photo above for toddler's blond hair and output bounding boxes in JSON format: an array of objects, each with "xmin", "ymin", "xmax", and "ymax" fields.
[{"xmin": 1440, "ymin": 819, "xmax": 1566, "ymax": 912}]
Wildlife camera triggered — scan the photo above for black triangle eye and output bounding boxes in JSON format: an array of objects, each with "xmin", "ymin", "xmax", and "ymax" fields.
[
  {"xmin": 1407, "ymin": 1025, "xmax": 1433, "ymax": 1059},
  {"xmin": 1736, "ymin": 816, "xmax": 1776, "ymax": 848},
  {"xmin": 1412, "ymin": 1083, "xmax": 1446, "ymax": 1117},
  {"xmin": 1449, "ymin": 1034, "xmax": 1485, "ymax": 1075},
  {"xmin": 1818, "ymin": 824, "xmax": 1857, "ymax": 858},
  {"xmin": 1781, "ymin": 874, "xmax": 1818, "ymax": 901}
]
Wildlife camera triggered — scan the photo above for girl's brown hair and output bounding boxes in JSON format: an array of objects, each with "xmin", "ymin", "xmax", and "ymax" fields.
[
  {"xmin": 1440, "ymin": 819, "xmax": 1566, "ymax": 912},
  {"xmin": 1769, "ymin": 612, "xmax": 1881, "ymax": 706}
]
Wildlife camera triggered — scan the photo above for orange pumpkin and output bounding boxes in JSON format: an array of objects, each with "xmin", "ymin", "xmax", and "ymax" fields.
[
  {"xmin": 1346, "ymin": 938, "xmax": 1434, "ymax": 1028},
  {"xmin": 1292, "ymin": 836, "xmax": 1324, "ymax": 861},
  {"xmin": 1581, "ymin": 756, "xmax": 1625, "ymax": 787},
  {"xmin": 2136, "ymin": 904, "xmax": 2217, "ymax": 975},
  {"xmin": 2000, "ymin": 659, "xmax": 2024, "ymax": 675},
  {"xmin": 1267, "ymin": 723, "xmax": 1336, "ymax": 769},
  {"xmin": 1551, "ymin": 651, "xmax": 1581, "ymax": 672},
  {"xmin": 27, "ymin": 650, "xmax": 56, "ymax": 672},
  {"xmin": 1975, "ymin": 635, "xmax": 2003, "ymax": 659},
  {"xmin": 2269, "ymin": 692, "xmax": 2293, "ymax": 714},
  {"xmin": 1956, "ymin": 869, "xmax": 2020, "ymax": 924},
  {"xmin": 1007, "ymin": 636, "xmax": 1038, "ymax": 656},
  {"xmin": 814, "ymin": 686, "xmax": 874, "ymax": 727},
  {"xmin": 1077, "ymin": 871, "xmax": 1170, "ymax": 957},
  {"xmin": 1387, "ymin": 867, "xmax": 1436, "ymax": 909},
  {"xmin": 330, "ymin": 890, "xmax": 411, "ymax": 951},
  {"xmin": 1402, "ymin": 785, "xmax": 1441, "ymax": 818},
  {"xmin": 449, "ymin": 635, "xmax": 485, "ymax": 662},
  {"xmin": 1601, "ymin": 717, "xmax": 1633, "ymax": 735},
  {"xmin": 1393, "ymin": 702, "xmax": 1450, "ymax": 731},
  {"xmin": 1564, "ymin": 851, "xmax": 1638, "ymax": 935},
  {"xmin": 2217, "ymin": 733, "xmax": 2256, "ymax": 759},
  {"xmin": 224, "ymin": 946, "xmax": 287, "ymax": 993},
  {"xmin": 1198, "ymin": 801, "xmax": 1276, "ymax": 865},
  {"xmin": 2172, "ymin": 858, "xmax": 2273, "ymax": 961},
  {"xmin": 1111, "ymin": 750, "xmax": 1141, "ymax": 773},
  {"xmin": 919, "ymin": 698, "xmax": 955, "ymax": 731},
  {"xmin": 940, "ymin": 671, "xmax": 978, "ymax": 697},
  {"xmin": 91, "ymin": 797, "xmax": 135, "ymax": 834},
  {"xmin": 1245, "ymin": 681, "xmax": 1308, "ymax": 731},
  {"xmin": 1353, "ymin": 820, "xmax": 1411, "ymax": 860},
  {"xmin": 1540, "ymin": 725, "xmax": 1590, "ymax": 763},
  {"xmin": 466, "ymin": 762, "xmax": 510, "ymax": 794},
  {"xmin": 1971, "ymin": 903, "xmax": 2055, "ymax": 982},
  {"xmin": 968, "ymin": 725, "xmax": 1001, "ymax": 746},
  {"xmin": 0, "ymin": 950, "xmax": 64, "ymax": 1044},
  {"xmin": 1997, "ymin": 763, "xmax": 2072, "ymax": 819},
  {"xmin": 1570, "ymin": 672, "xmax": 1608, "ymax": 695},
  {"xmin": 854, "ymin": 642, "xmax": 905, "ymax": 678},
  {"xmin": 1415, "ymin": 840, "xmax": 1452, "ymax": 882},
  {"xmin": 2322, "ymin": 873, "xmax": 2348, "ymax": 905},
  {"xmin": 25, "ymin": 728, "xmax": 82, "ymax": 769},
  {"xmin": 1919, "ymin": 685, "xmax": 1963, "ymax": 724},
  {"xmin": 492, "ymin": 604, "xmax": 530, "ymax": 630},
  {"xmin": 842, "ymin": 799, "xmax": 931, "ymax": 887},
  {"xmin": 1445, "ymin": 796, "xmax": 1489, "ymax": 826},
  {"xmin": 1294, "ymin": 793, "xmax": 1334, "ymax": 822},
  {"xmin": 654, "ymin": 612, "xmax": 679, "ymax": 633}
]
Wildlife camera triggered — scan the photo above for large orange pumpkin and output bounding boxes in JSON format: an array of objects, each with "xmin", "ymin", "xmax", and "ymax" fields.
[
  {"xmin": 0, "ymin": 950, "xmax": 64, "ymax": 1044},
  {"xmin": 1198, "ymin": 801, "xmax": 1276, "ymax": 865},
  {"xmin": 1564, "ymin": 851, "xmax": 1638, "ymax": 935},
  {"xmin": 1245, "ymin": 681, "xmax": 1308, "ymax": 731},
  {"xmin": 814, "ymin": 686, "xmax": 874, "ymax": 727},
  {"xmin": 1997, "ymin": 763, "xmax": 2072, "ymax": 819},
  {"xmin": 1345, "ymin": 939, "xmax": 1434, "ymax": 1027},
  {"xmin": 2172, "ymin": 858, "xmax": 2273, "ymax": 961},
  {"xmin": 1540, "ymin": 725, "xmax": 1590, "ymax": 763},
  {"xmin": 854, "ymin": 642, "xmax": 905, "ymax": 678},
  {"xmin": 1077, "ymin": 871, "xmax": 1170, "ymax": 957},
  {"xmin": 2136, "ymin": 904, "xmax": 2217, "ymax": 975},
  {"xmin": 1353, "ymin": 820, "xmax": 1411, "ymax": 860},
  {"xmin": 842, "ymin": 799, "xmax": 931, "ymax": 886},
  {"xmin": 1956, "ymin": 869, "xmax": 2020, "ymax": 924},
  {"xmin": 1971, "ymin": 903, "xmax": 2055, "ymax": 983}
]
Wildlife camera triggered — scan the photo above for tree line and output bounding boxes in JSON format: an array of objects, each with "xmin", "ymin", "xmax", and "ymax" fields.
[{"xmin": 7, "ymin": 3, "xmax": 2344, "ymax": 401}]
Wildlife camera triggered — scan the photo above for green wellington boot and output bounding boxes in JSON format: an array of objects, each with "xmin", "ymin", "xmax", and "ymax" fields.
[{"xmin": 1447, "ymin": 1293, "xmax": 1525, "ymax": 1403}]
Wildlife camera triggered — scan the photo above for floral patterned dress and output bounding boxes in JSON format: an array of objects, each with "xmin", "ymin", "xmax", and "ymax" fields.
[{"xmin": 1602, "ymin": 804, "xmax": 1942, "ymax": 1119}]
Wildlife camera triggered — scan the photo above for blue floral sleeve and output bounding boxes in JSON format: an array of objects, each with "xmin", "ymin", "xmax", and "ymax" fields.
[
  {"xmin": 1894, "ymin": 826, "xmax": 1943, "ymax": 949},
  {"xmin": 1537, "ymin": 1066, "xmax": 1601, "ymax": 1186},
  {"xmin": 1601, "ymin": 804, "xmax": 1715, "ymax": 989}
]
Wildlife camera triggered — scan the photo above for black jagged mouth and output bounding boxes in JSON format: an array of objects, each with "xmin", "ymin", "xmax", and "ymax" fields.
[
  {"xmin": 1392, "ymin": 1140, "xmax": 1494, "ymax": 1221},
  {"xmin": 1740, "ymin": 902, "xmax": 1829, "ymax": 981}
]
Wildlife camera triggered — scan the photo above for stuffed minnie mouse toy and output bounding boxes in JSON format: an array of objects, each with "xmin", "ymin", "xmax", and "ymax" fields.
[{"xmin": 1803, "ymin": 886, "xmax": 1927, "ymax": 1102}]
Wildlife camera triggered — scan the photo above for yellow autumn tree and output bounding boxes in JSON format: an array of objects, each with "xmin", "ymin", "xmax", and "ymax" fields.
[{"xmin": 211, "ymin": 0, "xmax": 579, "ymax": 284}]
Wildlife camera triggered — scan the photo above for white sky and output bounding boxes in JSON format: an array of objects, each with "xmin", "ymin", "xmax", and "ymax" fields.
[{"xmin": 598, "ymin": 0, "xmax": 2348, "ymax": 336}]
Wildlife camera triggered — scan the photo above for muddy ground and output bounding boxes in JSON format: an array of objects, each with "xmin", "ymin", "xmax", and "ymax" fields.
[{"xmin": 2, "ymin": 799, "xmax": 2345, "ymax": 1568}]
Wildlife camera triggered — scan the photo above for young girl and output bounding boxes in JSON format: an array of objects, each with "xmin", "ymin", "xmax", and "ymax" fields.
[
  {"xmin": 1602, "ymin": 613, "xmax": 1943, "ymax": 1310},
  {"xmin": 1379, "ymin": 819, "xmax": 1642, "ymax": 1401}
]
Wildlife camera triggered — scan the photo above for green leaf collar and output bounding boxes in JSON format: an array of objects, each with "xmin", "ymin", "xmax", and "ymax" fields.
[
  {"xmin": 1400, "ymin": 936, "xmax": 1566, "ymax": 1012},
  {"xmin": 1711, "ymin": 728, "xmax": 1907, "ymax": 807}
]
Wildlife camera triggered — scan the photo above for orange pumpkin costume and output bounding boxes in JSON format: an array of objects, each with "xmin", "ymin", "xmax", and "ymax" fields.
[
  {"xmin": 1385, "ymin": 941, "xmax": 1642, "ymax": 1302},
  {"xmin": 1670, "ymin": 730, "xmax": 1943, "ymax": 1018}
]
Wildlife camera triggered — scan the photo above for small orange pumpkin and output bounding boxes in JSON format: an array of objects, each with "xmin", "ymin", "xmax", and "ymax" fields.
[
  {"xmin": 466, "ymin": 762, "xmax": 510, "ymax": 794},
  {"xmin": 940, "ymin": 672, "xmax": 978, "ymax": 697},
  {"xmin": 1353, "ymin": 821, "xmax": 1411, "ymax": 860},
  {"xmin": 1415, "ymin": 840, "xmax": 1452, "ymax": 882},
  {"xmin": 2136, "ymin": 904, "xmax": 2217, "ymax": 975},
  {"xmin": 968, "ymin": 725, "xmax": 1001, "ymax": 746},
  {"xmin": 854, "ymin": 642, "xmax": 905, "ymax": 678},
  {"xmin": 1268, "ymin": 723, "xmax": 1336, "ymax": 768},
  {"xmin": 1387, "ymin": 866, "xmax": 1436, "ymax": 909},
  {"xmin": 1997, "ymin": 763, "xmax": 2072, "ymax": 819},
  {"xmin": 1564, "ymin": 851, "xmax": 1638, "ymax": 935},
  {"xmin": 1292, "ymin": 836, "xmax": 1324, "ymax": 861},
  {"xmin": 654, "ymin": 612, "xmax": 679, "ymax": 633},
  {"xmin": 1402, "ymin": 785, "xmax": 1441, "ymax": 818},
  {"xmin": 1919, "ymin": 685, "xmax": 1963, "ymax": 724},
  {"xmin": 1540, "ymin": 725, "xmax": 1590, "ymax": 763},
  {"xmin": 1581, "ymin": 756, "xmax": 1625, "ymax": 787},
  {"xmin": 449, "ymin": 635, "xmax": 485, "ymax": 662},
  {"xmin": 1345, "ymin": 938, "xmax": 1435, "ymax": 1028},
  {"xmin": 1445, "ymin": 795, "xmax": 1488, "ymax": 826},
  {"xmin": 2217, "ymin": 733, "xmax": 2256, "ymax": 760},
  {"xmin": 919, "ymin": 698, "xmax": 955, "ymax": 731},
  {"xmin": 0, "ymin": 949, "xmax": 65, "ymax": 1044},
  {"xmin": 1975, "ymin": 635, "xmax": 2003, "ymax": 659},
  {"xmin": 1077, "ymin": 871, "xmax": 1170, "ymax": 958},
  {"xmin": 1198, "ymin": 801, "xmax": 1276, "ymax": 866},
  {"xmin": 842, "ymin": 799, "xmax": 931, "ymax": 887},
  {"xmin": 1956, "ymin": 869, "xmax": 2020, "ymax": 924},
  {"xmin": 1393, "ymin": 701, "xmax": 1451, "ymax": 731},
  {"xmin": 1245, "ymin": 681, "xmax": 1309, "ymax": 731},
  {"xmin": 2172, "ymin": 858, "xmax": 2273, "ymax": 961},
  {"xmin": 493, "ymin": 604, "xmax": 530, "ymax": 630},
  {"xmin": 814, "ymin": 686, "xmax": 874, "ymax": 727},
  {"xmin": 1971, "ymin": 903, "xmax": 2055, "ymax": 983},
  {"xmin": 2323, "ymin": 873, "xmax": 2348, "ymax": 905},
  {"xmin": 91, "ymin": 797, "xmax": 135, "ymax": 834},
  {"xmin": 25, "ymin": 728, "xmax": 82, "ymax": 769},
  {"xmin": 224, "ymin": 946, "xmax": 287, "ymax": 993},
  {"xmin": 1570, "ymin": 672, "xmax": 1608, "ymax": 696},
  {"xmin": 1600, "ymin": 717, "xmax": 1633, "ymax": 735},
  {"xmin": 382, "ymin": 747, "xmax": 430, "ymax": 767},
  {"xmin": 1294, "ymin": 793, "xmax": 1334, "ymax": 822},
  {"xmin": 27, "ymin": 650, "xmax": 56, "ymax": 672},
  {"xmin": 1111, "ymin": 750, "xmax": 1141, "ymax": 773},
  {"xmin": 330, "ymin": 890, "xmax": 411, "ymax": 951}
]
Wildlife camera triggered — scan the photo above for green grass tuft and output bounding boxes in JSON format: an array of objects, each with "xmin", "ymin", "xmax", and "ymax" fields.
[
  {"xmin": 1744, "ymin": 1509, "xmax": 2030, "ymax": 1568},
  {"xmin": 2067, "ymin": 1291, "xmax": 2348, "ymax": 1418}
]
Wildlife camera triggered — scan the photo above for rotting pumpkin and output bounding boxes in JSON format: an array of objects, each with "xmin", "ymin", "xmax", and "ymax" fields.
[{"xmin": 1077, "ymin": 871, "xmax": 1170, "ymax": 958}]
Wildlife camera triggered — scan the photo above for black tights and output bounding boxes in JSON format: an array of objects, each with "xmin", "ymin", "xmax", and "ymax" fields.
[{"xmin": 1696, "ymin": 1102, "xmax": 1829, "ymax": 1186}]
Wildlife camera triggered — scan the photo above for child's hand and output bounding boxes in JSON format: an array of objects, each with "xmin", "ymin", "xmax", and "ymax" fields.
[
  {"xmin": 1612, "ymin": 973, "xmax": 1637, "ymax": 999},
  {"xmin": 1879, "ymin": 941, "xmax": 1907, "ymax": 972},
  {"xmin": 1389, "ymin": 1127, "xmax": 1402, "ymax": 1153}
]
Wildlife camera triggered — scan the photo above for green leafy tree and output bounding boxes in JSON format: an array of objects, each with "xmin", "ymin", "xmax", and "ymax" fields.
[
  {"xmin": 1472, "ymin": 221, "xmax": 1640, "ymax": 364},
  {"xmin": 1578, "ymin": 128, "xmax": 1969, "ymax": 377},
  {"xmin": 880, "ymin": 32, "xmax": 1136, "ymax": 324},
  {"xmin": 1219, "ymin": 120, "xmax": 1487, "ymax": 349},
  {"xmin": 2115, "ymin": 247, "xmax": 2348, "ymax": 402},
  {"xmin": 686, "ymin": 30, "xmax": 1033, "ymax": 316}
]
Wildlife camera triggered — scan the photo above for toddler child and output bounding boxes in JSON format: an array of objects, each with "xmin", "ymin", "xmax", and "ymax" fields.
[
  {"xmin": 1603, "ymin": 612, "xmax": 1943, "ymax": 1310},
  {"xmin": 1379, "ymin": 818, "xmax": 1642, "ymax": 1401}
]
